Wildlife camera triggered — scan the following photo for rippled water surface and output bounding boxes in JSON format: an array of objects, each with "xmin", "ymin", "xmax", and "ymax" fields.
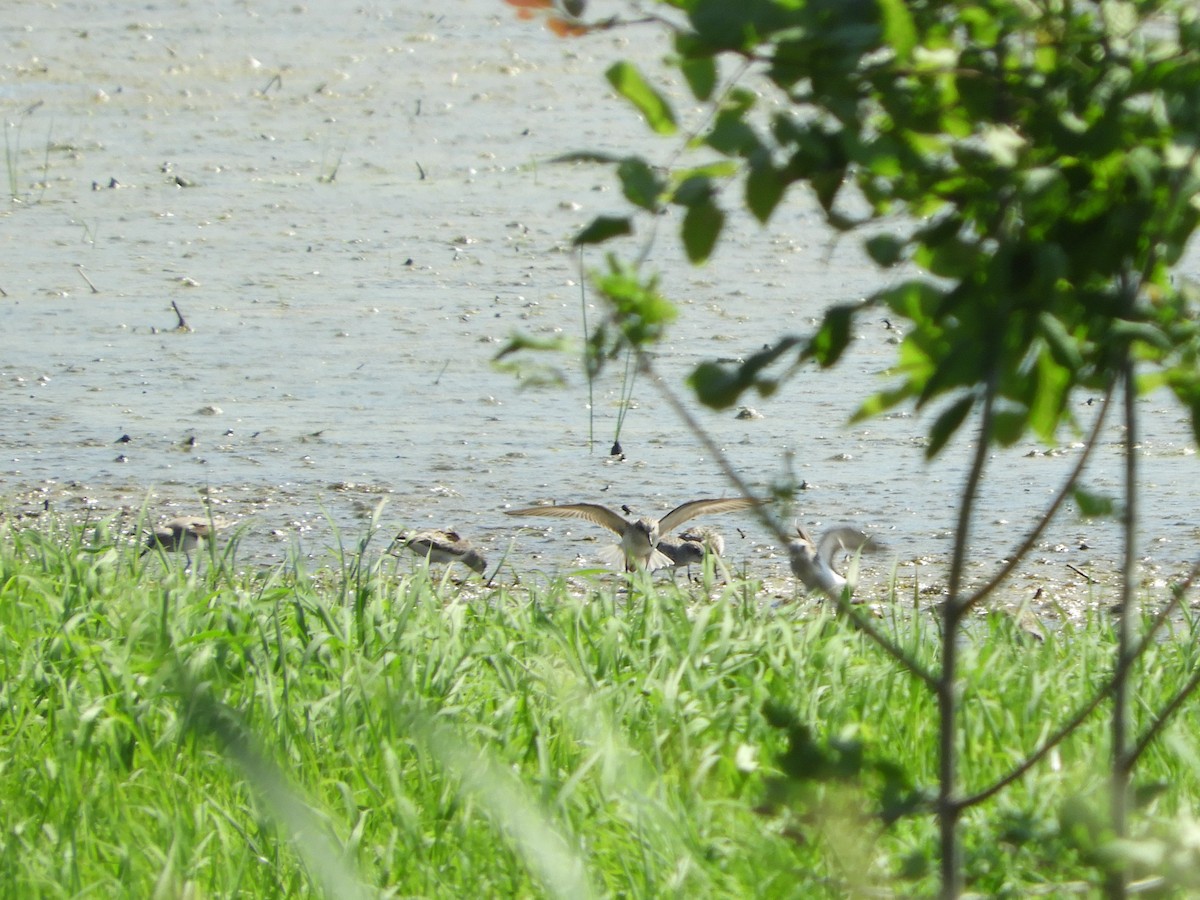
[{"xmin": 2, "ymin": 0, "xmax": 1198, "ymax": 614}]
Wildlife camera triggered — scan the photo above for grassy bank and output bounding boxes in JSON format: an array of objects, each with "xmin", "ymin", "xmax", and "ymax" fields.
[{"xmin": 2, "ymin": 517, "xmax": 1199, "ymax": 898}]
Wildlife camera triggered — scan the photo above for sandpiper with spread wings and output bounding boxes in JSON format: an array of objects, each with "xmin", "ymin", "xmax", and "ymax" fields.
[
  {"xmin": 141, "ymin": 515, "xmax": 219, "ymax": 566},
  {"xmin": 505, "ymin": 497, "xmax": 757, "ymax": 571},
  {"xmin": 787, "ymin": 525, "xmax": 882, "ymax": 600},
  {"xmin": 390, "ymin": 529, "xmax": 487, "ymax": 575}
]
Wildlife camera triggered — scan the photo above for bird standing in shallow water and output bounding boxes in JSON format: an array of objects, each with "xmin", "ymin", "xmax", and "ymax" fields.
[
  {"xmin": 141, "ymin": 516, "xmax": 217, "ymax": 566},
  {"xmin": 505, "ymin": 497, "xmax": 757, "ymax": 571},
  {"xmin": 787, "ymin": 525, "xmax": 882, "ymax": 600},
  {"xmin": 390, "ymin": 529, "xmax": 487, "ymax": 575},
  {"xmin": 657, "ymin": 536, "xmax": 706, "ymax": 576},
  {"xmin": 659, "ymin": 525, "xmax": 726, "ymax": 580}
]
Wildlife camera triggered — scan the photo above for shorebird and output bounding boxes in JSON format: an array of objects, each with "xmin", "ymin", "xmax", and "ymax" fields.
[
  {"xmin": 141, "ymin": 516, "xmax": 217, "ymax": 566},
  {"xmin": 677, "ymin": 525, "xmax": 725, "ymax": 558},
  {"xmin": 390, "ymin": 529, "xmax": 487, "ymax": 575},
  {"xmin": 787, "ymin": 525, "xmax": 882, "ymax": 600},
  {"xmin": 505, "ymin": 497, "xmax": 757, "ymax": 571},
  {"xmin": 657, "ymin": 536, "xmax": 706, "ymax": 575},
  {"xmin": 659, "ymin": 526, "xmax": 726, "ymax": 580}
]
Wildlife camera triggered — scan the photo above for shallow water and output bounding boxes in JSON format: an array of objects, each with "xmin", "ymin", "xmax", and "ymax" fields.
[{"xmin": 2, "ymin": 1, "xmax": 1198, "ymax": 616}]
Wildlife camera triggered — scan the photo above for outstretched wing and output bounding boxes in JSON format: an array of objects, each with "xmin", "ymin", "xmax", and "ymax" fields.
[
  {"xmin": 658, "ymin": 497, "xmax": 759, "ymax": 536},
  {"xmin": 816, "ymin": 527, "xmax": 882, "ymax": 566},
  {"xmin": 165, "ymin": 516, "xmax": 214, "ymax": 537},
  {"xmin": 505, "ymin": 503, "xmax": 629, "ymax": 536},
  {"xmin": 393, "ymin": 530, "xmax": 450, "ymax": 559}
]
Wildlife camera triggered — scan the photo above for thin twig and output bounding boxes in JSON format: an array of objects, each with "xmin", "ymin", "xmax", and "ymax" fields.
[
  {"xmin": 612, "ymin": 347, "xmax": 638, "ymax": 450},
  {"xmin": 171, "ymin": 300, "xmax": 190, "ymax": 331},
  {"xmin": 1067, "ymin": 563, "xmax": 1096, "ymax": 584},
  {"xmin": 76, "ymin": 265, "xmax": 99, "ymax": 294},
  {"xmin": 958, "ymin": 677, "xmax": 1108, "ymax": 810},
  {"xmin": 1108, "ymin": 289, "xmax": 1140, "ymax": 900},
  {"xmin": 318, "ymin": 150, "xmax": 343, "ymax": 184},
  {"xmin": 579, "ymin": 247, "xmax": 595, "ymax": 453},
  {"xmin": 1131, "ymin": 664, "xmax": 1200, "ymax": 765},
  {"xmin": 936, "ymin": 367, "xmax": 998, "ymax": 900}
]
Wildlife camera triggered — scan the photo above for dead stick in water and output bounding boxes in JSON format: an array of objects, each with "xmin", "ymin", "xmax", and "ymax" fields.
[
  {"xmin": 76, "ymin": 265, "xmax": 99, "ymax": 294},
  {"xmin": 172, "ymin": 301, "xmax": 190, "ymax": 331},
  {"xmin": 1067, "ymin": 563, "xmax": 1096, "ymax": 583}
]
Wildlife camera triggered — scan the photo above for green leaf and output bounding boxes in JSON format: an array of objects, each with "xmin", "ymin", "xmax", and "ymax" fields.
[
  {"xmin": 682, "ymin": 197, "xmax": 724, "ymax": 263},
  {"xmin": 605, "ymin": 61, "xmax": 677, "ymax": 135},
  {"xmin": 492, "ymin": 332, "xmax": 571, "ymax": 361},
  {"xmin": 1109, "ymin": 319, "xmax": 1172, "ymax": 352},
  {"xmin": 805, "ymin": 304, "xmax": 857, "ymax": 367},
  {"xmin": 1073, "ymin": 487, "xmax": 1116, "ymax": 518},
  {"xmin": 616, "ymin": 158, "xmax": 665, "ymax": 211},
  {"xmin": 877, "ymin": 0, "xmax": 918, "ymax": 63},
  {"xmin": 553, "ymin": 151, "xmax": 624, "ymax": 165},
  {"xmin": 873, "ymin": 280, "xmax": 946, "ymax": 323},
  {"xmin": 865, "ymin": 234, "xmax": 905, "ymax": 267},
  {"xmin": 573, "ymin": 216, "xmax": 632, "ymax": 245},
  {"xmin": 673, "ymin": 175, "xmax": 710, "ymax": 207},
  {"xmin": 1037, "ymin": 313, "xmax": 1084, "ymax": 371},
  {"xmin": 679, "ymin": 54, "xmax": 717, "ymax": 101},
  {"xmin": 852, "ymin": 384, "xmax": 915, "ymax": 423},
  {"xmin": 690, "ymin": 361, "xmax": 748, "ymax": 409},
  {"xmin": 746, "ymin": 158, "xmax": 785, "ymax": 222},
  {"xmin": 688, "ymin": 338, "xmax": 802, "ymax": 409},
  {"xmin": 913, "ymin": 235, "xmax": 980, "ymax": 280},
  {"xmin": 812, "ymin": 169, "xmax": 846, "ymax": 220},
  {"xmin": 672, "ymin": 161, "xmax": 740, "ymax": 184},
  {"xmin": 961, "ymin": 6, "xmax": 1001, "ymax": 45},
  {"xmin": 1029, "ymin": 347, "xmax": 1073, "ymax": 441},
  {"xmin": 1165, "ymin": 368, "xmax": 1200, "ymax": 445},
  {"xmin": 991, "ymin": 405, "xmax": 1029, "ymax": 446},
  {"xmin": 926, "ymin": 394, "xmax": 974, "ymax": 458},
  {"xmin": 593, "ymin": 258, "xmax": 677, "ymax": 347},
  {"xmin": 707, "ymin": 109, "xmax": 762, "ymax": 157},
  {"xmin": 1190, "ymin": 395, "xmax": 1200, "ymax": 448}
]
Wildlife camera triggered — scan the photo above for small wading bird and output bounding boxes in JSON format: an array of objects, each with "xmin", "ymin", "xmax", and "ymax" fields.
[
  {"xmin": 505, "ymin": 498, "xmax": 757, "ymax": 572},
  {"xmin": 141, "ymin": 516, "xmax": 218, "ymax": 566},
  {"xmin": 658, "ymin": 525, "xmax": 726, "ymax": 580},
  {"xmin": 787, "ymin": 525, "xmax": 882, "ymax": 600},
  {"xmin": 657, "ymin": 536, "xmax": 705, "ymax": 577},
  {"xmin": 390, "ymin": 529, "xmax": 487, "ymax": 575},
  {"xmin": 677, "ymin": 525, "xmax": 725, "ymax": 558}
]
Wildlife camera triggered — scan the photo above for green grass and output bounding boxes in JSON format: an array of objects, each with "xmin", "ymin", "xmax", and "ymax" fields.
[{"xmin": 2, "ymin": 517, "xmax": 1200, "ymax": 897}]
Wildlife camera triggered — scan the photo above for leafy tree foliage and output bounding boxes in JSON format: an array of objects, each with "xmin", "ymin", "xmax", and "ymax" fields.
[{"xmin": 521, "ymin": 0, "xmax": 1200, "ymax": 456}]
